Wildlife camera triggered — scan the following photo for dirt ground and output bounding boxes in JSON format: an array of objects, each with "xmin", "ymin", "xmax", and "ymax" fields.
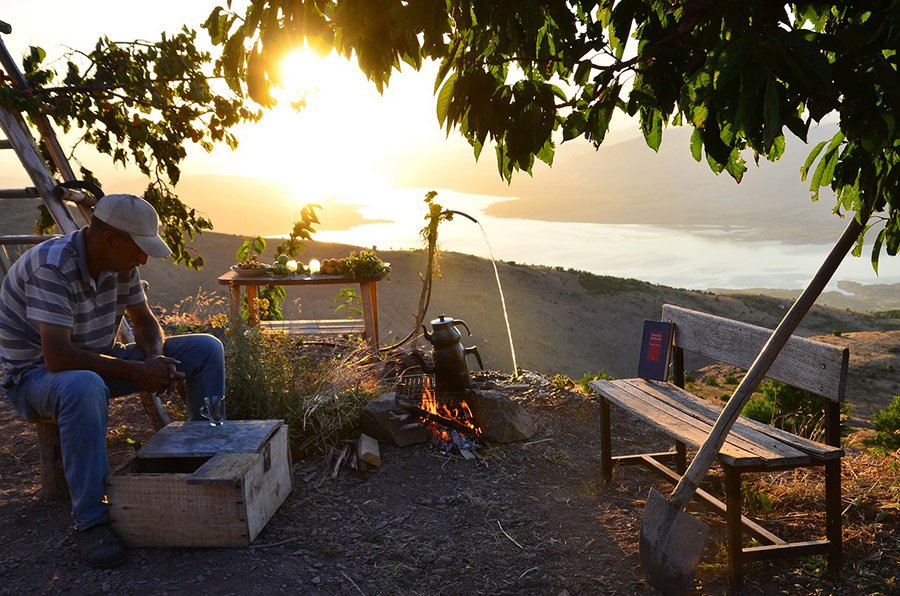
[{"xmin": 2, "ymin": 369, "xmax": 897, "ymax": 596}]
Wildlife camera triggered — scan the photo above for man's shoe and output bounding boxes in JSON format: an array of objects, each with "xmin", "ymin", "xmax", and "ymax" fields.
[{"xmin": 80, "ymin": 523, "xmax": 127, "ymax": 569}]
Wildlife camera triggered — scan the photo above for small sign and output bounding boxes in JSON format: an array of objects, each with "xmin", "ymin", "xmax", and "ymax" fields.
[{"xmin": 638, "ymin": 320, "xmax": 675, "ymax": 380}]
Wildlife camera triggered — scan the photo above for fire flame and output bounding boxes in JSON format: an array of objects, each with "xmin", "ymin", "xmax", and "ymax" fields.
[{"xmin": 420, "ymin": 377, "xmax": 480, "ymax": 437}]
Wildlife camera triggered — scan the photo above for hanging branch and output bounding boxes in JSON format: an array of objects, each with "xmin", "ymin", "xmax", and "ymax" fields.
[{"xmin": 379, "ymin": 191, "xmax": 453, "ymax": 352}]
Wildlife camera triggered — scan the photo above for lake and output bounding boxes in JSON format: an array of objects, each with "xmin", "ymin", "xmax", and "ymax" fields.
[{"xmin": 311, "ymin": 187, "xmax": 900, "ymax": 292}]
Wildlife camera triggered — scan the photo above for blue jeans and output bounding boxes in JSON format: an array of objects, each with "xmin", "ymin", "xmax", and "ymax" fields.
[{"xmin": 5, "ymin": 334, "xmax": 225, "ymax": 530}]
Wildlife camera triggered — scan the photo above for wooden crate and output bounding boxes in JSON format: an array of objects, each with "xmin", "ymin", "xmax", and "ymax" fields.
[{"xmin": 107, "ymin": 420, "xmax": 292, "ymax": 547}]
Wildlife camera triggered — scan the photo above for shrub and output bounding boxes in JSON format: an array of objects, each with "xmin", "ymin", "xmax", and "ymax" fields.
[
  {"xmin": 550, "ymin": 374, "xmax": 574, "ymax": 390},
  {"xmin": 740, "ymin": 380, "xmax": 850, "ymax": 441},
  {"xmin": 579, "ymin": 370, "xmax": 614, "ymax": 393},
  {"xmin": 704, "ymin": 374, "xmax": 719, "ymax": 387},
  {"xmin": 872, "ymin": 396, "xmax": 900, "ymax": 450},
  {"xmin": 224, "ymin": 325, "xmax": 383, "ymax": 457}
]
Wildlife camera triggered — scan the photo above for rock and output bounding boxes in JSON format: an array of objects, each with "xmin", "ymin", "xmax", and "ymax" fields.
[
  {"xmin": 468, "ymin": 390, "xmax": 536, "ymax": 442},
  {"xmin": 360, "ymin": 392, "xmax": 428, "ymax": 446}
]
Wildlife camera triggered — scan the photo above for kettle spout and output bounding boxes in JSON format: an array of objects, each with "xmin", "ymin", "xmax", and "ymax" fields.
[
  {"xmin": 465, "ymin": 346, "xmax": 484, "ymax": 370},
  {"xmin": 420, "ymin": 324, "xmax": 433, "ymax": 343},
  {"xmin": 411, "ymin": 349, "xmax": 434, "ymax": 373}
]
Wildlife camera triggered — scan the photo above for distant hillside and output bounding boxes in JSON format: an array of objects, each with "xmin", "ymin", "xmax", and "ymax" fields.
[
  {"xmin": 709, "ymin": 281, "xmax": 900, "ymax": 314},
  {"xmin": 2, "ymin": 201, "xmax": 896, "ymax": 421},
  {"xmin": 396, "ymin": 124, "xmax": 849, "ymax": 245},
  {"xmin": 135, "ymin": 230, "xmax": 900, "ymax": 422}
]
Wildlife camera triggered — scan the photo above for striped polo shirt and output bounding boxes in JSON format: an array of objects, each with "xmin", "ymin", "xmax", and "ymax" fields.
[{"xmin": 0, "ymin": 229, "xmax": 145, "ymax": 386}]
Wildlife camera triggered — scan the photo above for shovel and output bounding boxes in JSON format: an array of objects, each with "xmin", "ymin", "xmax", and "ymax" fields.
[{"xmin": 640, "ymin": 214, "xmax": 867, "ymax": 595}]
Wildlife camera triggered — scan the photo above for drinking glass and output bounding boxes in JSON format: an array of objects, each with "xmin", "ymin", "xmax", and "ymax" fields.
[{"xmin": 200, "ymin": 395, "xmax": 226, "ymax": 426}]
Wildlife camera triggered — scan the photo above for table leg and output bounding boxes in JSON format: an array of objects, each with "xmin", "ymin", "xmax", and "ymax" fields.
[
  {"xmin": 228, "ymin": 284, "xmax": 241, "ymax": 324},
  {"xmin": 246, "ymin": 285, "xmax": 259, "ymax": 326},
  {"xmin": 359, "ymin": 280, "xmax": 379, "ymax": 351}
]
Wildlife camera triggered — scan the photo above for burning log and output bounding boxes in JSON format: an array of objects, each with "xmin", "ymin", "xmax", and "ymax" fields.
[{"xmin": 395, "ymin": 401, "xmax": 479, "ymax": 437}]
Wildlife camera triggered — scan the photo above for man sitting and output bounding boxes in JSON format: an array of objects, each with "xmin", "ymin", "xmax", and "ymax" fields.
[{"xmin": 0, "ymin": 194, "xmax": 225, "ymax": 568}]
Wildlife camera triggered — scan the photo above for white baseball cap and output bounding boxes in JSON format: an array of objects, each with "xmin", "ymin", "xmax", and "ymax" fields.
[{"xmin": 92, "ymin": 194, "xmax": 172, "ymax": 258}]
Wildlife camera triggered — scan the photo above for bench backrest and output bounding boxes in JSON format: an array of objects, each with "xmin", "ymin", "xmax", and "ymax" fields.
[{"xmin": 661, "ymin": 304, "xmax": 849, "ymax": 402}]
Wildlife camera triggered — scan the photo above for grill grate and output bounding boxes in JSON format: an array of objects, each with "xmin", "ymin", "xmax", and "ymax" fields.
[{"xmin": 394, "ymin": 373, "xmax": 434, "ymax": 405}]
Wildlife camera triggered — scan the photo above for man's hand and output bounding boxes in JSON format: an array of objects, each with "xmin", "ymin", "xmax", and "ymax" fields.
[{"xmin": 139, "ymin": 355, "xmax": 185, "ymax": 394}]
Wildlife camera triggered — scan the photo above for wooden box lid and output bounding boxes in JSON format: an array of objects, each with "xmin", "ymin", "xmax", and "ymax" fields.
[{"xmin": 138, "ymin": 420, "xmax": 283, "ymax": 459}]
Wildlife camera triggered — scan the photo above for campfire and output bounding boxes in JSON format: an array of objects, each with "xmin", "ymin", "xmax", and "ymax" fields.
[{"xmin": 395, "ymin": 374, "xmax": 481, "ymax": 455}]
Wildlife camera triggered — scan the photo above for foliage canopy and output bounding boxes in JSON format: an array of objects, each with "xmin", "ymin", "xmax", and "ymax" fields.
[
  {"xmin": 0, "ymin": 28, "xmax": 261, "ymax": 268},
  {"xmin": 208, "ymin": 0, "xmax": 899, "ymax": 267}
]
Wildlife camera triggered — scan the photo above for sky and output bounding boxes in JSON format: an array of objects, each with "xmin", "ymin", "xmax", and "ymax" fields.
[{"xmin": 1, "ymin": 1, "xmax": 639, "ymax": 206}]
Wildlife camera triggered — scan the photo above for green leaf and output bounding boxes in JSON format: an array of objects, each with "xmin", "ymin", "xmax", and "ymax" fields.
[
  {"xmin": 536, "ymin": 139, "xmax": 554, "ymax": 166},
  {"xmin": 808, "ymin": 131, "xmax": 844, "ymax": 193},
  {"xmin": 725, "ymin": 148, "xmax": 747, "ymax": 182},
  {"xmin": 563, "ymin": 111, "xmax": 586, "ymax": 141},
  {"xmin": 800, "ymin": 140, "xmax": 828, "ymax": 180},
  {"xmin": 641, "ymin": 110, "xmax": 663, "ymax": 152},
  {"xmin": 574, "ymin": 61, "xmax": 592, "ymax": 85},
  {"xmin": 690, "ymin": 128, "xmax": 703, "ymax": 162},
  {"xmin": 29, "ymin": 46, "xmax": 46, "ymax": 63},
  {"xmin": 870, "ymin": 227, "xmax": 886, "ymax": 273},
  {"xmin": 436, "ymin": 71, "xmax": 456, "ymax": 127},
  {"xmin": 763, "ymin": 78, "xmax": 780, "ymax": 150}
]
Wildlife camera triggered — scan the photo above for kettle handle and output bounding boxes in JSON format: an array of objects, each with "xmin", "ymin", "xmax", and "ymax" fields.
[
  {"xmin": 453, "ymin": 319, "xmax": 471, "ymax": 336},
  {"xmin": 465, "ymin": 346, "xmax": 484, "ymax": 370}
]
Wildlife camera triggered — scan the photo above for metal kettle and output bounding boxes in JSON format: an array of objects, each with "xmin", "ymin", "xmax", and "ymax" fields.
[{"xmin": 415, "ymin": 314, "xmax": 484, "ymax": 392}]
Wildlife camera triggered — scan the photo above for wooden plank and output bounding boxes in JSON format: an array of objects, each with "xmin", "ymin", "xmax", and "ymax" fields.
[
  {"xmin": 0, "ymin": 187, "xmax": 39, "ymax": 198},
  {"xmin": 591, "ymin": 379, "xmax": 765, "ymax": 464},
  {"xmin": 260, "ymin": 319, "xmax": 365, "ymax": 335},
  {"xmin": 639, "ymin": 455, "xmax": 786, "ymax": 546},
  {"xmin": 661, "ymin": 304, "xmax": 848, "ymax": 401},
  {"xmin": 138, "ymin": 420, "xmax": 282, "ymax": 458},
  {"xmin": 0, "ymin": 234, "xmax": 56, "ymax": 245},
  {"xmin": 31, "ymin": 419, "xmax": 69, "ymax": 501},
  {"xmin": 244, "ymin": 425, "xmax": 293, "ymax": 542},
  {"xmin": 0, "ymin": 98, "xmax": 80, "ymax": 234},
  {"xmin": 637, "ymin": 379, "xmax": 841, "ymax": 460},
  {"xmin": 188, "ymin": 453, "xmax": 258, "ymax": 486},
  {"xmin": 615, "ymin": 379, "xmax": 805, "ymax": 464},
  {"xmin": 595, "ymin": 379, "xmax": 779, "ymax": 462},
  {"xmin": 107, "ymin": 470, "xmax": 250, "ymax": 547},
  {"xmin": 742, "ymin": 540, "xmax": 831, "ymax": 562},
  {"xmin": 358, "ymin": 433, "xmax": 381, "ymax": 467},
  {"xmin": 218, "ymin": 270, "xmax": 384, "ymax": 285}
]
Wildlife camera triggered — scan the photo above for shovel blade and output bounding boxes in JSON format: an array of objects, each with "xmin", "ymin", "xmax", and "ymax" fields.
[{"xmin": 639, "ymin": 488, "xmax": 710, "ymax": 595}]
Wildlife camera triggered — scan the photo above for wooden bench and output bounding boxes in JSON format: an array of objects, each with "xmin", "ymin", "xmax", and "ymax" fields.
[
  {"xmin": 259, "ymin": 318, "xmax": 366, "ymax": 338},
  {"xmin": 591, "ymin": 304, "xmax": 847, "ymax": 584}
]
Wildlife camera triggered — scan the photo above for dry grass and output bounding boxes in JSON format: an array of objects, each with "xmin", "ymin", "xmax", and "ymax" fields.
[{"xmin": 728, "ymin": 448, "xmax": 900, "ymax": 591}]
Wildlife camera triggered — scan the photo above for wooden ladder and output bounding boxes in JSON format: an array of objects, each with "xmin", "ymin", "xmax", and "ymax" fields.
[{"xmin": 0, "ymin": 20, "xmax": 170, "ymax": 429}]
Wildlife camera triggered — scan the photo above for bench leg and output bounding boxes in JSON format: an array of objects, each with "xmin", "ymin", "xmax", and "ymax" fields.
[
  {"xmin": 825, "ymin": 459, "xmax": 842, "ymax": 575},
  {"xmin": 599, "ymin": 397, "xmax": 613, "ymax": 484},
  {"xmin": 724, "ymin": 466, "xmax": 743, "ymax": 586},
  {"xmin": 33, "ymin": 420, "xmax": 69, "ymax": 501},
  {"xmin": 675, "ymin": 440, "xmax": 687, "ymax": 474}
]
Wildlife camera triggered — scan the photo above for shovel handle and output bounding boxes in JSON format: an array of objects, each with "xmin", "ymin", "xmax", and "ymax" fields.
[{"xmin": 670, "ymin": 215, "xmax": 867, "ymax": 508}]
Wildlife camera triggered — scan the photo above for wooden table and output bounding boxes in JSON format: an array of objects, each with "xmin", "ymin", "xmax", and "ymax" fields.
[{"xmin": 217, "ymin": 270, "xmax": 382, "ymax": 350}]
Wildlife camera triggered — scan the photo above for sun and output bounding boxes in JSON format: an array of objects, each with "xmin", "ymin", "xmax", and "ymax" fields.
[{"xmin": 277, "ymin": 47, "xmax": 331, "ymax": 100}]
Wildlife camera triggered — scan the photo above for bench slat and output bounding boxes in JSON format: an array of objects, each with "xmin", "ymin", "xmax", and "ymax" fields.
[
  {"xmin": 260, "ymin": 319, "xmax": 365, "ymax": 336},
  {"xmin": 661, "ymin": 304, "xmax": 848, "ymax": 401},
  {"xmin": 593, "ymin": 379, "xmax": 813, "ymax": 467},
  {"xmin": 613, "ymin": 379, "xmax": 806, "ymax": 465},
  {"xmin": 593, "ymin": 379, "xmax": 768, "ymax": 465},
  {"xmin": 636, "ymin": 379, "xmax": 841, "ymax": 460},
  {"xmin": 622, "ymin": 379, "xmax": 808, "ymax": 462}
]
